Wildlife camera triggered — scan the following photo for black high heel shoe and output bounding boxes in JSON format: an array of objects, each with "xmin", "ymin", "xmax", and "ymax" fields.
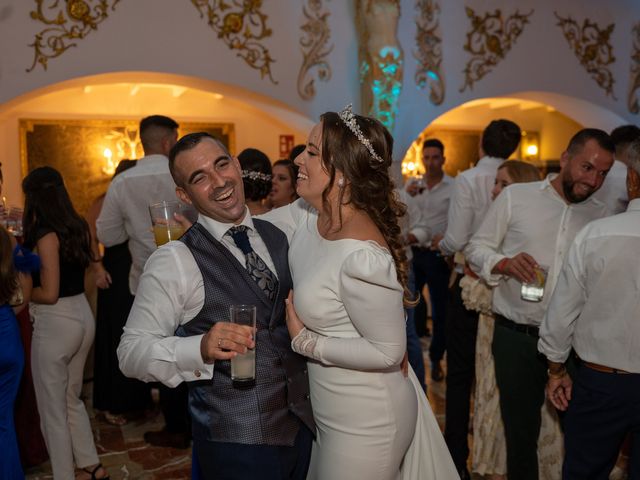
[{"xmin": 81, "ymin": 463, "xmax": 110, "ymax": 480}]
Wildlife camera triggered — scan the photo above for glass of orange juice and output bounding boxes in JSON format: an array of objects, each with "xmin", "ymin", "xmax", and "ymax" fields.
[{"xmin": 149, "ymin": 201, "xmax": 186, "ymax": 247}]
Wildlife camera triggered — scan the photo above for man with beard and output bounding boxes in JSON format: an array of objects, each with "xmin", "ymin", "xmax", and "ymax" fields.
[{"xmin": 464, "ymin": 128, "xmax": 614, "ymax": 480}]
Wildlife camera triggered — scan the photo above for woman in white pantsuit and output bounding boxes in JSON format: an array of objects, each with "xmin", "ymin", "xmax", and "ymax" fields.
[{"xmin": 23, "ymin": 167, "xmax": 109, "ymax": 480}]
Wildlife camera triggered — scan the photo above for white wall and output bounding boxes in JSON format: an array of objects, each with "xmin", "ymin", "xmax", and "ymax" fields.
[{"xmin": 0, "ymin": 0, "xmax": 638, "ymax": 197}]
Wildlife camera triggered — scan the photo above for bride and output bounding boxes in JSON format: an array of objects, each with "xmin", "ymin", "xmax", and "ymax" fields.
[{"xmin": 264, "ymin": 105, "xmax": 458, "ymax": 479}]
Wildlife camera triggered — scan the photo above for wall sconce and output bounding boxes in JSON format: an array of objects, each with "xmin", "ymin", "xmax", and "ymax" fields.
[
  {"xmin": 102, "ymin": 147, "xmax": 119, "ymax": 176},
  {"xmin": 401, "ymin": 141, "xmax": 426, "ymax": 179},
  {"xmin": 520, "ymin": 131, "xmax": 540, "ymax": 162}
]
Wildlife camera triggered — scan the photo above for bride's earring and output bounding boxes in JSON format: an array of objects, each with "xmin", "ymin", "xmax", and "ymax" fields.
[{"xmin": 337, "ymin": 177, "xmax": 345, "ymax": 188}]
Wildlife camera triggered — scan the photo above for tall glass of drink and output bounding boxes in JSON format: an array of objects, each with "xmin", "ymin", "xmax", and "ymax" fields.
[
  {"xmin": 230, "ymin": 304, "xmax": 257, "ymax": 385},
  {"xmin": 148, "ymin": 201, "xmax": 186, "ymax": 247}
]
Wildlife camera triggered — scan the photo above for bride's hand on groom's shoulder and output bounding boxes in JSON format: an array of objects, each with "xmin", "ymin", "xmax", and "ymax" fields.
[{"xmin": 285, "ymin": 290, "xmax": 305, "ymax": 339}]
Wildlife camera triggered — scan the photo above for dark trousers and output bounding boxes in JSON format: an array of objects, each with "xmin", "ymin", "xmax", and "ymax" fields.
[
  {"xmin": 563, "ymin": 366, "xmax": 640, "ymax": 480},
  {"xmin": 492, "ymin": 319, "xmax": 547, "ymax": 480},
  {"xmin": 406, "ymin": 266, "xmax": 426, "ymax": 391},
  {"xmin": 412, "ymin": 248, "xmax": 449, "ymax": 363},
  {"xmin": 159, "ymin": 382, "xmax": 191, "ymax": 435},
  {"xmin": 194, "ymin": 424, "xmax": 313, "ymax": 480},
  {"xmin": 443, "ymin": 275, "xmax": 478, "ymax": 471}
]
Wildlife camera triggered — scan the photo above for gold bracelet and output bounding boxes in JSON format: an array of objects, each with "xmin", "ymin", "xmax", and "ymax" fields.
[{"xmin": 547, "ymin": 368, "xmax": 567, "ymax": 379}]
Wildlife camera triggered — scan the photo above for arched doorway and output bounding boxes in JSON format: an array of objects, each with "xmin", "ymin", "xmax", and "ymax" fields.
[
  {"xmin": 401, "ymin": 92, "xmax": 628, "ymax": 181},
  {"xmin": 0, "ymin": 72, "xmax": 314, "ymax": 208}
]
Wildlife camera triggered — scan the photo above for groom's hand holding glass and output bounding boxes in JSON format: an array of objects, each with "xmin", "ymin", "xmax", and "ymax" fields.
[{"xmin": 200, "ymin": 322, "xmax": 255, "ymax": 364}]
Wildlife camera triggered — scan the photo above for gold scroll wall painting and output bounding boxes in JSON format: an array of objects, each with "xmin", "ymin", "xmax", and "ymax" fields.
[{"xmin": 20, "ymin": 119, "xmax": 235, "ymax": 216}]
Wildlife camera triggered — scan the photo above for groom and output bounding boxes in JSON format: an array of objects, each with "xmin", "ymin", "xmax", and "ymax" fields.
[{"xmin": 118, "ymin": 132, "xmax": 315, "ymax": 479}]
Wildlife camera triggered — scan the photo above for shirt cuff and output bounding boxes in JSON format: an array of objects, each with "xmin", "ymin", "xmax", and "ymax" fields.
[
  {"xmin": 410, "ymin": 228, "xmax": 429, "ymax": 245},
  {"xmin": 482, "ymin": 254, "xmax": 508, "ymax": 286},
  {"xmin": 175, "ymin": 334, "xmax": 214, "ymax": 381}
]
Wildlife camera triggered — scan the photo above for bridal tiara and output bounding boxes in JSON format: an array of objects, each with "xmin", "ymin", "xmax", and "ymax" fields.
[{"xmin": 338, "ymin": 104, "xmax": 384, "ymax": 164}]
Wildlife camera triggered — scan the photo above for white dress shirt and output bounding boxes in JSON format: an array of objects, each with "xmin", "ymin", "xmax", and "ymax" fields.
[
  {"xmin": 538, "ymin": 198, "xmax": 640, "ymax": 372},
  {"xmin": 410, "ymin": 175, "xmax": 453, "ymax": 246},
  {"xmin": 465, "ymin": 175, "xmax": 609, "ymax": 326},
  {"xmin": 439, "ymin": 157, "xmax": 504, "ymax": 256},
  {"xmin": 593, "ymin": 159, "xmax": 628, "ymax": 214},
  {"xmin": 96, "ymin": 154, "xmax": 179, "ymax": 294},
  {"xmin": 117, "ymin": 209, "xmax": 277, "ymax": 387},
  {"xmin": 396, "ymin": 188, "xmax": 422, "ymax": 261}
]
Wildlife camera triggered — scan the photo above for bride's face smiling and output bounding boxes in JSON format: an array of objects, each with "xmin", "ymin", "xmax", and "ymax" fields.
[{"xmin": 295, "ymin": 122, "xmax": 331, "ymax": 209}]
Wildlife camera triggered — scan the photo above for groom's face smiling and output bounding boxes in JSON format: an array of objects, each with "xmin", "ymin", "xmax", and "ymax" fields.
[{"xmin": 174, "ymin": 137, "xmax": 247, "ymax": 225}]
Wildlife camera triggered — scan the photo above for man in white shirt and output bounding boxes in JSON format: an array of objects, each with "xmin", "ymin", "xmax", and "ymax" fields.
[
  {"xmin": 96, "ymin": 115, "xmax": 189, "ymax": 447},
  {"xmin": 594, "ymin": 125, "xmax": 640, "ymax": 214},
  {"xmin": 406, "ymin": 138, "xmax": 453, "ymax": 382},
  {"xmin": 118, "ymin": 133, "xmax": 314, "ymax": 479},
  {"xmin": 466, "ymin": 129, "xmax": 615, "ymax": 480},
  {"xmin": 539, "ymin": 138, "xmax": 640, "ymax": 479},
  {"xmin": 97, "ymin": 115, "xmax": 179, "ymax": 295},
  {"xmin": 433, "ymin": 119, "xmax": 522, "ymax": 479}
]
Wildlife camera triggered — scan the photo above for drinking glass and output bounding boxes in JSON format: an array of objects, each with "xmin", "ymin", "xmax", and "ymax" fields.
[
  {"xmin": 520, "ymin": 265, "xmax": 548, "ymax": 302},
  {"xmin": 230, "ymin": 304, "xmax": 257, "ymax": 384},
  {"xmin": 148, "ymin": 201, "xmax": 186, "ymax": 247}
]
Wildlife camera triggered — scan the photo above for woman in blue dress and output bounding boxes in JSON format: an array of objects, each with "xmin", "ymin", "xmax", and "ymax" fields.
[{"xmin": 0, "ymin": 224, "xmax": 39, "ymax": 479}]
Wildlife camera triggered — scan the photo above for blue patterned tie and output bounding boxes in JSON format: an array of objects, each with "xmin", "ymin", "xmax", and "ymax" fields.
[{"xmin": 228, "ymin": 225, "xmax": 278, "ymax": 302}]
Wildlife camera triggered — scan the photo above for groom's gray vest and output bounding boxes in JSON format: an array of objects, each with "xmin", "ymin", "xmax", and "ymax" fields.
[{"xmin": 176, "ymin": 220, "xmax": 315, "ymax": 446}]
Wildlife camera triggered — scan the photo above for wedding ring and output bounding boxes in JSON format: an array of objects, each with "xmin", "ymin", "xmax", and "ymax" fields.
[{"xmin": 218, "ymin": 338, "xmax": 222, "ymax": 348}]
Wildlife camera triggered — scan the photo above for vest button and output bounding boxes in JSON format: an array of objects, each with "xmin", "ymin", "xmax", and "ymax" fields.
[
  {"xmin": 305, "ymin": 394, "xmax": 310, "ymax": 400},
  {"xmin": 194, "ymin": 369, "xmax": 201, "ymax": 378}
]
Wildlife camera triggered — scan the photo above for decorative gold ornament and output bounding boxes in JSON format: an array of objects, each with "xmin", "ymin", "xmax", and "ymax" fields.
[
  {"xmin": 27, "ymin": 0, "xmax": 121, "ymax": 72},
  {"xmin": 555, "ymin": 12, "xmax": 616, "ymax": 99},
  {"xmin": 297, "ymin": 0, "xmax": 333, "ymax": 100},
  {"xmin": 414, "ymin": 0, "xmax": 444, "ymax": 105},
  {"xmin": 629, "ymin": 22, "xmax": 640, "ymax": 114},
  {"xmin": 191, "ymin": 0, "xmax": 277, "ymax": 84},
  {"xmin": 460, "ymin": 7, "xmax": 533, "ymax": 92}
]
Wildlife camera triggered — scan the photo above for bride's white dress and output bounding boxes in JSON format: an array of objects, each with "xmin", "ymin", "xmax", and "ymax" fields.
[{"xmin": 264, "ymin": 200, "xmax": 459, "ymax": 480}]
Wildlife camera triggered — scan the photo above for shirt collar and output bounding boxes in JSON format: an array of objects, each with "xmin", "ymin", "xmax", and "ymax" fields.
[
  {"xmin": 628, "ymin": 198, "xmax": 640, "ymax": 212},
  {"xmin": 476, "ymin": 156, "xmax": 505, "ymax": 168},
  {"xmin": 137, "ymin": 153, "xmax": 169, "ymax": 165},
  {"xmin": 197, "ymin": 206, "xmax": 254, "ymax": 242}
]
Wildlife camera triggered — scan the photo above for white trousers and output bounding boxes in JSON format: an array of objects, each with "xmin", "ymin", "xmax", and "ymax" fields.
[{"xmin": 31, "ymin": 294, "xmax": 99, "ymax": 479}]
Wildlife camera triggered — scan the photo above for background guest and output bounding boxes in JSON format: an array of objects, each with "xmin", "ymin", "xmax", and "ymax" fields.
[
  {"xmin": 269, "ymin": 159, "xmax": 299, "ymax": 208},
  {"xmin": 23, "ymin": 166, "xmax": 109, "ymax": 479},
  {"xmin": 97, "ymin": 114, "xmax": 191, "ymax": 449},
  {"xmin": 87, "ymin": 159, "xmax": 151, "ymax": 426},
  {"xmin": 0, "ymin": 224, "xmax": 38, "ymax": 479},
  {"xmin": 432, "ymin": 119, "xmax": 522, "ymax": 480},
  {"xmin": 465, "ymin": 129, "xmax": 614, "ymax": 480},
  {"xmin": 469, "ymin": 160, "xmax": 551, "ymax": 480},
  {"xmin": 238, "ymin": 147, "xmax": 273, "ymax": 215}
]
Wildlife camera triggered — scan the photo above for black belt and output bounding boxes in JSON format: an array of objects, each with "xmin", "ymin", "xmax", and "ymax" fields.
[{"xmin": 495, "ymin": 314, "xmax": 539, "ymax": 338}]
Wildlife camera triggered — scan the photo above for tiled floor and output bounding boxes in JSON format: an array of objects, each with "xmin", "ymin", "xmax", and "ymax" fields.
[{"xmin": 25, "ymin": 337, "xmax": 453, "ymax": 480}]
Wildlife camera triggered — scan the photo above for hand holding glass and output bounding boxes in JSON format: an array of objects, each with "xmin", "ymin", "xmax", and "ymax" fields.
[
  {"xmin": 149, "ymin": 201, "xmax": 186, "ymax": 247},
  {"xmin": 230, "ymin": 305, "xmax": 257, "ymax": 384}
]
